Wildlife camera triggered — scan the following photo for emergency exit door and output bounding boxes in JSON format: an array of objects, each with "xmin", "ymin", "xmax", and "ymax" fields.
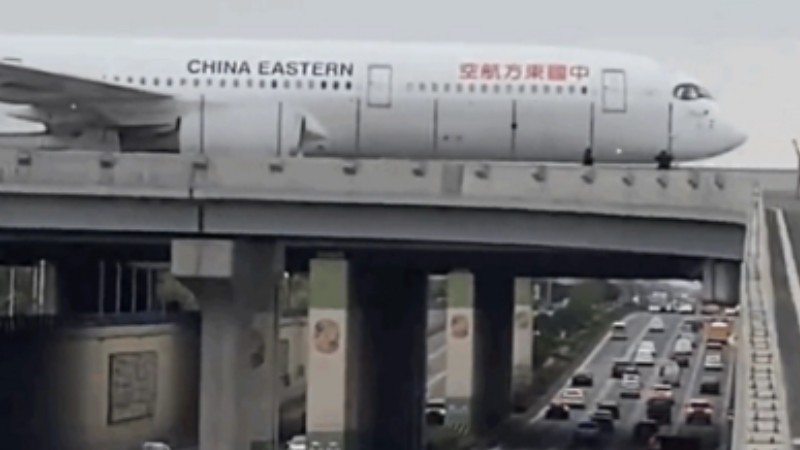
[
  {"xmin": 601, "ymin": 69, "xmax": 627, "ymax": 113},
  {"xmin": 367, "ymin": 64, "xmax": 393, "ymax": 108}
]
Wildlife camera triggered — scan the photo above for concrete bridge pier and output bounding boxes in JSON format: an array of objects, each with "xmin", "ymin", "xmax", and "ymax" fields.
[
  {"xmin": 443, "ymin": 270, "xmax": 514, "ymax": 437},
  {"xmin": 701, "ymin": 259, "xmax": 741, "ymax": 305},
  {"xmin": 511, "ymin": 278, "xmax": 534, "ymax": 397},
  {"xmin": 171, "ymin": 239, "xmax": 284, "ymax": 450},
  {"xmin": 305, "ymin": 255, "xmax": 428, "ymax": 450}
]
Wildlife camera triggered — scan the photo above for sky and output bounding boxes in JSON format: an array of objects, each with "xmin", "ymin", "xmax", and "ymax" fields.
[{"xmin": 1, "ymin": 0, "xmax": 799, "ymax": 168}]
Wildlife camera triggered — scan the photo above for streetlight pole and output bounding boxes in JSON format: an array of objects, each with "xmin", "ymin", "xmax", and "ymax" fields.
[{"xmin": 792, "ymin": 139, "xmax": 800, "ymax": 198}]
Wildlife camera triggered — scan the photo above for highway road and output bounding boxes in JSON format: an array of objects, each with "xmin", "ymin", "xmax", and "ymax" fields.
[
  {"xmin": 497, "ymin": 311, "xmax": 734, "ymax": 450},
  {"xmin": 769, "ymin": 207, "xmax": 800, "ymax": 443}
]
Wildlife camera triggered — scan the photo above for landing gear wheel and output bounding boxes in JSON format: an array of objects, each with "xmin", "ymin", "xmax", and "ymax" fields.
[
  {"xmin": 655, "ymin": 150, "xmax": 673, "ymax": 170},
  {"xmin": 582, "ymin": 147, "xmax": 594, "ymax": 166}
]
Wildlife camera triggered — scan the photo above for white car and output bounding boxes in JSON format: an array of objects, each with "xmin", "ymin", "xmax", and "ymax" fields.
[
  {"xmin": 559, "ymin": 388, "xmax": 586, "ymax": 408},
  {"xmin": 287, "ymin": 435, "xmax": 307, "ymax": 450},
  {"xmin": 620, "ymin": 373, "xmax": 642, "ymax": 398},
  {"xmin": 677, "ymin": 303, "xmax": 695, "ymax": 314},
  {"xmin": 648, "ymin": 317, "xmax": 665, "ymax": 332},
  {"xmin": 639, "ymin": 340, "xmax": 656, "ymax": 353},
  {"xmin": 648, "ymin": 304, "xmax": 662, "ymax": 313},
  {"xmin": 635, "ymin": 348, "xmax": 655, "ymax": 366},
  {"xmin": 704, "ymin": 353, "xmax": 724, "ymax": 371}
]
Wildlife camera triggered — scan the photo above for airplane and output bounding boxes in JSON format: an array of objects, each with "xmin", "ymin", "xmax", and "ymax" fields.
[{"xmin": 0, "ymin": 35, "xmax": 746, "ymax": 169}]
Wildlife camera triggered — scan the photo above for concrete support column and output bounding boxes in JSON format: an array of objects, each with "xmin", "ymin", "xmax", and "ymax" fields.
[
  {"xmin": 511, "ymin": 278, "xmax": 533, "ymax": 395},
  {"xmin": 172, "ymin": 239, "xmax": 284, "ymax": 450},
  {"xmin": 474, "ymin": 271, "xmax": 514, "ymax": 432},
  {"xmin": 306, "ymin": 256, "xmax": 358, "ymax": 449},
  {"xmin": 37, "ymin": 261, "xmax": 59, "ymax": 315},
  {"xmin": 443, "ymin": 270, "xmax": 514, "ymax": 436},
  {"xmin": 306, "ymin": 256, "xmax": 428, "ymax": 450},
  {"xmin": 702, "ymin": 259, "xmax": 742, "ymax": 305}
]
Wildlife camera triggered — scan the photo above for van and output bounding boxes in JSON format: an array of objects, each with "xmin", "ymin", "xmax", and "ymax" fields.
[
  {"xmin": 673, "ymin": 338, "xmax": 692, "ymax": 356},
  {"xmin": 659, "ymin": 361, "xmax": 681, "ymax": 387}
]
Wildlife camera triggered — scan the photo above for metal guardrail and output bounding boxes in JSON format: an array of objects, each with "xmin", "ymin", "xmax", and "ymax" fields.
[
  {"xmin": 733, "ymin": 188, "xmax": 792, "ymax": 449},
  {"xmin": 0, "ymin": 150, "xmax": 753, "ymax": 224}
]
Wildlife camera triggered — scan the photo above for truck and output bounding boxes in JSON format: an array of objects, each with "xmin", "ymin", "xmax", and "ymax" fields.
[{"xmin": 705, "ymin": 320, "xmax": 731, "ymax": 345}]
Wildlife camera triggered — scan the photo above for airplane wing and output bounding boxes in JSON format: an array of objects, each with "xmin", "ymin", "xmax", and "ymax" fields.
[{"xmin": 0, "ymin": 61, "xmax": 173, "ymax": 128}]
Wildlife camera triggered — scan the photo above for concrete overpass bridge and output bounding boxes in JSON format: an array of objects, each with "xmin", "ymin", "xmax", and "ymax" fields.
[{"xmin": 0, "ymin": 149, "xmax": 763, "ymax": 450}]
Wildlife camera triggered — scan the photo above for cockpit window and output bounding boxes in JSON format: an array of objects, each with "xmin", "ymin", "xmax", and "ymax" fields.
[{"xmin": 673, "ymin": 83, "xmax": 713, "ymax": 101}]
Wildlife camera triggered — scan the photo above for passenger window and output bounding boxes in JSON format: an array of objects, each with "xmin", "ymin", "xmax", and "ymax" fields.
[
  {"xmin": 443, "ymin": 83, "xmax": 450, "ymax": 93},
  {"xmin": 308, "ymin": 80, "xmax": 315, "ymax": 89},
  {"xmin": 456, "ymin": 83, "xmax": 463, "ymax": 93},
  {"xmin": 259, "ymin": 80, "xmax": 265, "ymax": 88},
  {"xmin": 219, "ymin": 79, "xmax": 226, "ymax": 88},
  {"xmin": 345, "ymin": 81, "xmax": 353, "ymax": 90},
  {"xmin": 555, "ymin": 85, "xmax": 563, "ymax": 94},
  {"xmin": 232, "ymin": 79, "xmax": 239, "ymax": 88},
  {"xmin": 320, "ymin": 81, "xmax": 328, "ymax": 90},
  {"xmin": 246, "ymin": 79, "xmax": 253, "ymax": 88},
  {"xmin": 468, "ymin": 84, "xmax": 475, "ymax": 93},
  {"xmin": 332, "ymin": 81, "xmax": 340, "ymax": 90},
  {"xmin": 492, "ymin": 84, "xmax": 500, "ymax": 94},
  {"xmin": 283, "ymin": 80, "xmax": 291, "ymax": 89},
  {"xmin": 543, "ymin": 85, "xmax": 550, "ymax": 94},
  {"xmin": 568, "ymin": 85, "xmax": 575, "ymax": 94},
  {"xmin": 418, "ymin": 82, "xmax": 426, "ymax": 92},
  {"xmin": 271, "ymin": 80, "xmax": 278, "ymax": 89},
  {"xmin": 581, "ymin": 86, "xmax": 588, "ymax": 95},
  {"xmin": 406, "ymin": 82, "xmax": 414, "ymax": 92},
  {"xmin": 431, "ymin": 83, "xmax": 438, "ymax": 92},
  {"xmin": 297, "ymin": 80, "xmax": 304, "ymax": 89},
  {"xmin": 481, "ymin": 84, "xmax": 488, "ymax": 93},
  {"xmin": 193, "ymin": 79, "xmax": 200, "ymax": 87},
  {"xmin": 518, "ymin": 84, "xmax": 525, "ymax": 94}
]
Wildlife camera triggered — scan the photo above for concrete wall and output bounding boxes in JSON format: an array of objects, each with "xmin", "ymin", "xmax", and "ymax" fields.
[
  {"xmin": 0, "ymin": 316, "xmax": 200, "ymax": 450},
  {"xmin": 0, "ymin": 306, "xmax": 442, "ymax": 450}
]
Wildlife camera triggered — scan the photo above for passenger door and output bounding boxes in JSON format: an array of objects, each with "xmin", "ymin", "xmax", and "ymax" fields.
[{"xmin": 367, "ymin": 64, "xmax": 392, "ymax": 108}]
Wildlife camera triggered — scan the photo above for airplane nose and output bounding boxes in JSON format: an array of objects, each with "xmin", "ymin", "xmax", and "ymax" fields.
[{"xmin": 728, "ymin": 126, "xmax": 748, "ymax": 149}]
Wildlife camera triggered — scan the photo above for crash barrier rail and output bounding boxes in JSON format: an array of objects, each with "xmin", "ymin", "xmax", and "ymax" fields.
[{"xmin": 732, "ymin": 188, "xmax": 791, "ymax": 449}]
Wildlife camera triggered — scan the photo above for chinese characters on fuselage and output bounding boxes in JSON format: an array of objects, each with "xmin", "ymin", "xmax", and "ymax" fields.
[
  {"xmin": 458, "ymin": 63, "xmax": 590, "ymax": 82},
  {"xmin": 186, "ymin": 59, "xmax": 355, "ymax": 77}
]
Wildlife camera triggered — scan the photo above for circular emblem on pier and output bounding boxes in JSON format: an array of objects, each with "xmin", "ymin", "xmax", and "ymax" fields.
[
  {"xmin": 313, "ymin": 318, "xmax": 341, "ymax": 354},
  {"xmin": 450, "ymin": 314, "xmax": 470, "ymax": 339},
  {"xmin": 248, "ymin": 329, "xmax": 266, "ymax": 368},
  {"xmin": 515, "ymin": 311, "xmax": 530, "ymax": 330}
]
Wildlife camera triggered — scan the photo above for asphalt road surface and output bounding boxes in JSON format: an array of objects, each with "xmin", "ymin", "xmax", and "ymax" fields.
[
  {"xmin": 497, "ymin": 311, "xmax": 733, "ymax": 450},
  {"xmin": 768, "ymin": 207, "xmax": 800, "ymax": 445}
]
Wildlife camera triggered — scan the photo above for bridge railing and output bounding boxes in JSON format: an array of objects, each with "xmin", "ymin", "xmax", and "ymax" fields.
[
  {"xmin": 733, "ymin": 188, "xmax": 791, "ymax": 449},
  {"xmin": 0, "ymin": 150, "xmax": 752, "ymax": 223}
]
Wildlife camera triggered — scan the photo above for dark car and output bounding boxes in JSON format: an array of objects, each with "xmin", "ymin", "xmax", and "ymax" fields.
[
  {"xmin": 544, "ymin": 402, "xmax": 570, "ymax": 420},
  {"xmin": 572, "ymin": 372, "xmax": 594, "ymax": 387},
  {"xmin": 572, "ymin": 420, "xmax": 601, "ymax": 444},
  {"xmin": 612, "ymin": 360, "xmax": 639, "ymax": 378},
  {"xmin": 597, "ymin": 400, "xmax": 621, "ymax": 420},
  {"xmin": 699, "ymin": 375, "xmax": 721, "ymax": 395},
  {"xmin": 631, "ymin": 419, "xmax": 660, "ymax": 444},
  {"xmin": 590, "ymin": 410, "xmax": 616, "ymax": 433}
]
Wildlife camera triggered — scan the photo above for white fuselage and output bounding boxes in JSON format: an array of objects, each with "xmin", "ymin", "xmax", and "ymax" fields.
[{"xmin": 0, "ymin": 36, "xmax": 747, "ymax": 163}]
